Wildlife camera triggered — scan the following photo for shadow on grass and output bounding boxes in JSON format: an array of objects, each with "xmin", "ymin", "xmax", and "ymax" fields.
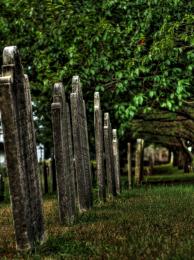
[{"xmin": 37, "ymin": 233, "xmax": 97, "ymax": 258}]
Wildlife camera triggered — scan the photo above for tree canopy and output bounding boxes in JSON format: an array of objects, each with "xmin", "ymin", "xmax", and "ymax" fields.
[{"xmin": 0, "ymin": 0, "xmax": 193, "ymax": 154}]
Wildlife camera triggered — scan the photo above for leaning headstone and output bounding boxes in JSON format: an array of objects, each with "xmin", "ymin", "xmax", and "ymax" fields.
[
  {"xmin": 51, "ymin": 83, "xmax": 76, "ymax": 224},
  {"xmin": 0, "ymin": 46, "xmax": 44, "ymax": 250},
  {"xmin": 134, "ymin": 139, "xmax": 144, "ymax": 186},
  {"xmin": 94, "ymin": 92, "xmax": 106, "ymax": 201},
  {"xmin": 70, "ymin": 76, "xmax": 92, "ymax": 211},
  {"xmin": 127, "ymin": 143, "xmax": 132, "ymax": 189},
  {"xmin": 104, "ymin": 113, "xmax": 116, "ymax": 196},
  {"xmin": 112, "ymin": 129, "xmax": 121, "ymax": 194}
]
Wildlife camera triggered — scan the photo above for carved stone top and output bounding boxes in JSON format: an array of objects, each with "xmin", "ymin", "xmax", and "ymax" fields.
[
  {"xmin": 112, "ymin": 129, "xmax": 117, "ymax": 142},
  {"xmin": 94, "ymin": 92, "xmax": 100, "ymax": 110},
  {"xmin": 137, "ymin": 139, "xmax": 144, "ymax": 146},
  {"xmin": 0, "ymin": 75, "xmax": 13, "ymax": 84},
  {"xmin": 51, "ymin": 102, "xmax": 61, "ymax": 110},
  {"xmin": 104, "ymin": 113, "xmax": 110, "ymax": 128},
  {"xmin": 72, "ymin": 75, "xmax": 83, "ymax": 101},
  {"xmin": 72, "ymin": 75, "xmax": 80, "ymax": 93},
  {"xmin": 53, "ymin": 82, "xmax": 64, "ymax": 104},
  {"xmin": 3, "ymin": 46, "xmax": 18, "ymax": 65},
  {"xmin": 53, "ymin": 82, "xmax": 63, "ymax": 96}
]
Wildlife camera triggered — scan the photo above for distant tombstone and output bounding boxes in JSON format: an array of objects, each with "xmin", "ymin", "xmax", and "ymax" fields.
[
  {"xmin": 51, "ymin": 83, "xmax": 76, "ymax": 224},
  {"xmin": 0, "ymin": 46, "xmax": 44, "ymax": 250},
  {"xmin": 94, "ymin": 92, "xmax": 106, "ymax": 201},
  {"xmin": 43, "ymin": 161, "xmax": 49, "ymax": 194},
  {"xmin": 104, "ymin": 113, "xmax": 116, "ymax": 196},
  {"xmin": 149, "ymin": 147, "xmax": 155, "ymax": 175},
  {"xmin": 112, "ymin": 129, "xmax": 121, "ymax": 194},
  {"xmin": 0, "ymin": 173, "xmax": 4, "ymax": 201},
  {"xmin": 70, "ymin": 76, "xmax": 92, "ymax": 211},
  {"xmin": 127, "ymin": 143, "xmax": 132, "ymax": 189},
  {"xmin": 134, "ymin": 139, "xmax": 144, "ymax": 186},
  {"xmin": 51, "ymin": 156, "xmax": 57, "ymax": 193}
]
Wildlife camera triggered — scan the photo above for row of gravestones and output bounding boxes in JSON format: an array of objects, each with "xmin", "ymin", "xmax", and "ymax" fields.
[{"xmin": 0, "ymin": 46, "xmax": 144, "ymax": 251}]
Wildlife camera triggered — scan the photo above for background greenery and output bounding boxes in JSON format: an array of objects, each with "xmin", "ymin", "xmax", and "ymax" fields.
[{"xmin": 0, "ymin": 0, "xmax": 193, "ymax": 157}]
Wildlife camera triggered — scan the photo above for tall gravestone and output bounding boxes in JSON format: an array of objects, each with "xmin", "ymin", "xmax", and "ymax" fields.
[
  {"xmin": 0, "ymin": 173, "xmax": 4, "ymax": 201},
  {"xmin": 51, "ymin": 83, "xmax": 76, "ymax": 224},
  {"xmin": 94, "ymin": 92, "xmax": 106, "ymax": 201},
  {"xmin": 112, "ymin": 129, "xmax": 121, "ymax": 194},
  {"xmin": 127, "ymin": 143, "xmax": 132, "ymax": 189},
  {"xmin": 134, "ymin": 139, "xmax": 144, "ymax": 186},
  {"xmin": 66, "ymin": 102, "xmax": 77, "ymax": 212},
  {"xmin": 51, "ymin": 156, "xmax": 57, "ymax": 193},
  {"xmin": 104, "ymin": 113, "xmax": 116, "ymax": 196},
  {"xmin": 0, "ymin": 46, "xmax": 44, "ymax": 250},
  {"xmin": 43, "ymin": 161, "xmax": 49, "ymax": 194},
  {"xmin": 70, "ymin": 76, "xmax": 92, "ymax": 211}
]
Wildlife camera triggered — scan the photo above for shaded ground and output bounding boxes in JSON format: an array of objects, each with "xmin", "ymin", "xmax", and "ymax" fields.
[
  {"xmin": 1, "ymin": 181, "xmax": 194, "ymax": 259},
  {"xmin": 143, "ymin": 164, "xmax": 194, "ymax": 184}
]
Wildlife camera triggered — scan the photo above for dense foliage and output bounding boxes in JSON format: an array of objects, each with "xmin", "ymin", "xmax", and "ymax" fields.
[{"xmin": 0, "ymin": 0, "xmax": 193, "ymax": 149}]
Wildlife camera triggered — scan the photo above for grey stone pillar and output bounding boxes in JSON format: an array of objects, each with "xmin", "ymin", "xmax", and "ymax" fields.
[
  {"xmin": 104, "ymin": 113, "xmax": 116, "ymax": 197},
  {"xmin": 134, "ymin": 139, "xmax": 144, "ymax": 186},
  {"xmin": 0, "ymin": 173, "xmax": 4, "ymax": 201},
  {"xmin": 94, "ymin": 92, "xmax": 106, "ymax": 201},
  {"xmin": 70, "ymin": 76, "xmax": 92, "ymax": 211},
  {"xmin": 51, "ymin": 157, "xmax": 57, "ymax": 193},
  {"xmin": 51, "ymin": 83, "xmax": 76, "ymax": 224},
  {"xmin": 0, "ymin": 46, "xmax": 44, "ymax": 250},
  {"xmin": 66, "ymin": 102, "xmax": 77, "ymax": 217},
  {"xmin": 127, "ymin": 143, "xmax": 132, "ymax": 189},
  {"xmin": 83, "ymin": 100, "xmax": 93, "ymax": 207},
  {"xmin": 112, "ymin": 129, "xmax": 121, "ymax": 194},
  {"xmin": 43, "ymin": 161, "xmax": 49, "ymax": 194},
  {"xmin": 149, "ymin": 147, "xmax": 155, "ymax": 175}
]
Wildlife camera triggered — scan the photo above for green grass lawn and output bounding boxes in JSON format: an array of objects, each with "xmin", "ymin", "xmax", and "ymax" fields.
[
  {"xmin": 143, "ymin": 164, "xmax": 194, "ymax": 184},
  {"xmin": 1, "ymin": 184, "xmax": 194, "ymax": 259}
]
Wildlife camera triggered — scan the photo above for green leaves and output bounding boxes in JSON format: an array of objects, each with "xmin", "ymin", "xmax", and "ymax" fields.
[{"xmin": 0, "ymin": 0, "xmax": 193, "ymax": 140}]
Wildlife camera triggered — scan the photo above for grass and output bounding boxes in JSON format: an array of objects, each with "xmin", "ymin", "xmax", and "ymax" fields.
[
  {"xmin": 1, "ymin": 184, "xmax": 194, "ymax": 259},
  {"xmin": 2, "ymin": 165, "xmax": 194, "ymax": 259},
  {"xmin": 143, "ymin": 164, "xmax": 194, "ymax": 184}
]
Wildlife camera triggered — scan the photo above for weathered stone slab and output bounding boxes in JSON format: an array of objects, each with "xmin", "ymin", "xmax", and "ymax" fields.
[
  {"xmin": 134, "ymin": 139, "xmax": 144, "ymax": 186},
  {"xmin": 83, "ymin": 100, "xmax": 93, "ymax": 207},
  {"xmin": 0, "ymin": 46, "xmax": 44, "ymax": 250},
  {"xmin": 127, "ymin": 143, "xmax": 132, "ymax": 189},
  {"xmin": 112, "ymin": 129, "xmax": 121, "ymax": 194},
  {"xmin": 51, "ymin": 82, "xmax": 76, "ymax": 224},
  {"xmin": 66, "ymin": 102, "xmax": 77, "ymax": 216},
  {"xmin": 51, "ymin": 156, "xmax": 57, "ymax": 192},
  {"xmin": 0, "ymin": 173, "xmax": 4, "ymax": 201},
  {"xmin": 70, "ymin": 76, "xmax": 92, "ymax": 211},
  {"xmin": 94, "ymin": 92, "xmax": 106, "ymax": 201},
  {"xmin": 43, "ymin": 161, "xmax": 49, "ymax": 194},
  {"xmin": 104, "ymin": 113, "xmax": 116, "ymax": 196}
]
